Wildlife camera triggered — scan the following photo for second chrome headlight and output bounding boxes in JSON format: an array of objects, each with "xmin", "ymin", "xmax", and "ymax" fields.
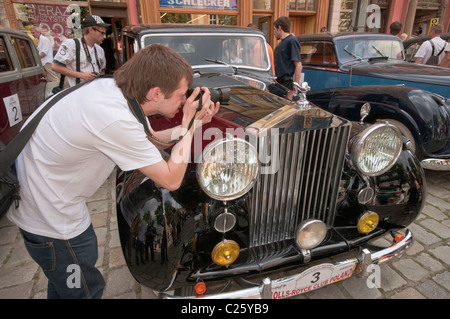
[
  {"xmin": 197, "ymin": 137, "xmax": 259, "ymax": 201},
  {"xmin": 352, "ymin": 123, "xmax": 402, "ymax": 176}
]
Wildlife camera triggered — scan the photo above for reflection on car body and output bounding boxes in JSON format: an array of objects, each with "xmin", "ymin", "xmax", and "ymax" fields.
[{"xmin": 116, "ymin": 24, "xmax": 425, "ymax": 299}]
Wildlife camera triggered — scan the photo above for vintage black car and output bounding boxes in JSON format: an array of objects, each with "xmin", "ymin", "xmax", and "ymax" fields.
[
  {"xmin": 297, "ymin": 33, "xmax": 450, "ymax": 98},
  {"xmin": 116, "ymin": 24, "xmax": 425, "ymax": 299}
]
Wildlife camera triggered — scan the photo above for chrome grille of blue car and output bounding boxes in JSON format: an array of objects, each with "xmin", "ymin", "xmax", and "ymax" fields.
[{"xmin": 249, "ymin": 124, "xmax": 351, "ymax": 247}]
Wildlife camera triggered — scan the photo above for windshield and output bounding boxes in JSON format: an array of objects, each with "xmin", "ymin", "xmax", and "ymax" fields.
[
  {"xmin": 335, "ymin": 38, "xmax": 404, "ymax": 64},
  {"xmin": 142, "ymin": 33, "xmax": 270, "ymax": 71}
]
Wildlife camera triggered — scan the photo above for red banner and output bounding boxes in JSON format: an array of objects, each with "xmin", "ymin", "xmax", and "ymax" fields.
[{"xmin": 26, "ymin": 4, "xmax": 81, "ymax": 50}]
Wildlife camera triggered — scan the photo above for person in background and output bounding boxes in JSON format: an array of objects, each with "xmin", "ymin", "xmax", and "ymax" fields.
[
  {"xmin": 272, "ymin": 16, "xmax": 302, "ymax": 100},
  {"xmin": 135, "ymin": 218, "xmax": 148, "ymax": 265},
  {"xmin": 52, "ymin": 15, "xmax": 110, "ymax": 87},
  {"xmin": 414, "ymin": 24, "xmax": 446, "ymax": 65},
  {"xmin": 247, "ymin": 23, "xmax": 275, "ymax": 75},
  {"xmin": 389, "ymin": 21, "xmax": 402, "ymax": 37},
  {"xmin": 440, "ymin": 42, "xmax": 450, "ymax": 67},
  {"xmin": 30, "ymin": 26, "xmax": 60, "ymax": 83}
]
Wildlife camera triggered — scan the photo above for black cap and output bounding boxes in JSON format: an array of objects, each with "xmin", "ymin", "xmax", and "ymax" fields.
[{"xmin": 81, "ymin": 15, "xmax": 111, "ymax": 28}]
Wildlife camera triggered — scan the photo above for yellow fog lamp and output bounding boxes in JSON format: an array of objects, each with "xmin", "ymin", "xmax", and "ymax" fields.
[
  {"xmin": 357, "ymin": 211, "xmax": 379, "ymax": 234},
  {"xmin": 211, "ymin": 240, "xmax": 240, "ymax": 266}
]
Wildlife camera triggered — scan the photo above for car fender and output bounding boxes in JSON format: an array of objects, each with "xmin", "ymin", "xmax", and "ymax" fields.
[{"xmin": 307, "ymin": 85, "xmax": 450, "ymax": 160}]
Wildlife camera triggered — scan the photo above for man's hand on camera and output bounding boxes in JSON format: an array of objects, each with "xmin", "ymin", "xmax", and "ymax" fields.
[{"xmin": 185, "ymin": 87, "xmax": 220, "ymax": 128}]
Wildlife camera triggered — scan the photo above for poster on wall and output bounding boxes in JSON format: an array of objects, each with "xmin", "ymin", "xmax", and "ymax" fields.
[
  {"xmin": 159, "ymin": 0, "xmax": 238, "ymax": 10},
  {"xmin": 14, "ymin": 3, "xmax": 82, "ymax": 50}
]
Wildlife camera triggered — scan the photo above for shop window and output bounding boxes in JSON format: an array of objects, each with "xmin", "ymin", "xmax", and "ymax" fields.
[
  {"xmin": 253, "ymin": 0, "xmax": 272, "ymax": 10},
  {"xmin": 159, "ymin": 1, "xmax": 237, "ymax": 10},
  {"xmin": 0, "ymin": 1, "xmax": 10, "ymax": 28},
  {"xmin": 289, "ymin": 0, "xmax": 316, "ymax": 11}
]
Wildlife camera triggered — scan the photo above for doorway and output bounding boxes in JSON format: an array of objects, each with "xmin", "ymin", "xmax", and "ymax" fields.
[{"xmin": 100, "ymin": 17, "xmax": 126, "ymax": 73}]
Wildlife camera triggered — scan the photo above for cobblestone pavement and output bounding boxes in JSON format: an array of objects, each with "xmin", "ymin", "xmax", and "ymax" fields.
[{"xmin": 0, "ymin": 169, "xmax": 449, "ymax": 299}]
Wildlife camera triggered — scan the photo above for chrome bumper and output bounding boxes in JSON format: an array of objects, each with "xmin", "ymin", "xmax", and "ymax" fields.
[
  {"xmin": 160, "ymin": 229, "xmax": 413, "ymax": 299},
  {"xmin": 421, "ymin": 158, "xmax": 450, "ymax": 170}
]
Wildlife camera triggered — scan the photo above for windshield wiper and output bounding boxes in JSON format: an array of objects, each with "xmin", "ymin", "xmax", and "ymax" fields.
[
  {"xmin": 205, "ymin": 58, "xmax": 228, "ymax": 65},
  {"xmin": 343, "ymin": 48, "xmax": 361, "ymax": 60},
  {"xmin": 372, "ymin": 45, "xmax": 386, "ymax": 58},
  {"xmin": 205, "ymin": 58, "xmax": 237, "ymax": 73}
]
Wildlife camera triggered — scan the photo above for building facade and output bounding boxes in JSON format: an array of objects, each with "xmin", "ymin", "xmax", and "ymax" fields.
[{"xmin": 1, "ymin": 0, "xmax": 449, "ymax": 57}]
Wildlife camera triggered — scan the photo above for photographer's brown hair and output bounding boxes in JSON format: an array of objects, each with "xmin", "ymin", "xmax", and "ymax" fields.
[{"xmin": 114, "ymin": 44, "xmax": 193, "ymax": 104}]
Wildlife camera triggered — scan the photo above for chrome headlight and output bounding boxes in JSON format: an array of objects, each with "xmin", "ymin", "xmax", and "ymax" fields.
[
  {"xmin": 352, "ymin": 123, "xmax": 402, "ymax": 176},
  {"xmin": 197, "ymin": 137, "xmax": 259, "ymax": 201},
  {"xmin": 295, "ymin": 219, "xmax": 327, "ymax": 250}
]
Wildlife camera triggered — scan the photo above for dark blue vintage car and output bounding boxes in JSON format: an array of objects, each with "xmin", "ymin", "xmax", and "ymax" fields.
[
  {"xmin": 116, "ymin": 24, "xmax": 425, "ymax": 299},
  {"xmin": 297, "ymin": 33, "xmax": 450, "ymax": 98}
]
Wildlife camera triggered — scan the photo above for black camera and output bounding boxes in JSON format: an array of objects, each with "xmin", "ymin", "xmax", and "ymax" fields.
[{"xmin": 186, "ymin": 87, "xmax": 230, "ymax": 106}]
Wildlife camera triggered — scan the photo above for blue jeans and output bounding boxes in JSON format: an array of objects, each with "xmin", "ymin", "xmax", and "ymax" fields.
[{"xmin": 20, "ymin": 224, "xmax": 105, "ymax": 299}]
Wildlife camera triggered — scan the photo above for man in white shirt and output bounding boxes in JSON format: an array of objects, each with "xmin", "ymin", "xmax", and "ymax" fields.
[
  {"xmin": 440, "ymin": 42, "xmax": 450, "ymax": 68},
  {"xmin": 30, "ymin": 26, "xmax": 59, "ymax": 83},
  {"xmin": 8, "ymin": 44, "xmax": 220, "ymax": 298},
  {"xmin": 414, "ymin": 24, "xmax": 446, "ymax": 65},
  {"xmin": 52, "ymin": 15, "xmax": 109, "ymax": 87}
]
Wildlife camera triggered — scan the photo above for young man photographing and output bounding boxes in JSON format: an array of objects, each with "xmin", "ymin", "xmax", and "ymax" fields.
[
  {"xmin": 7, "ymin": 44, "xmax": 220, "ymax": 298},
  {"xmin": 52, "ymin": 15, "xmax": 109, "ymax": 87},
  {"xmin": 273, "ymin": 16, "xmax": 302, "ymax": 100}
]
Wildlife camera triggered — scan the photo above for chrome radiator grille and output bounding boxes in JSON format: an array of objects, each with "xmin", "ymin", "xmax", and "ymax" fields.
[{"xmin": 249, "ymin": 125, "xmax": 351, "ymax": 248}]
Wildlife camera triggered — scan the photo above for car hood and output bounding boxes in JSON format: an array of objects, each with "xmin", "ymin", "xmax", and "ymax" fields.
[
  {"xmin": 150, "ymin": 72, "xmax": 341, "ymax": 135},
  {"xmin": 342, "ymin": 60, "xmax": 450, "ymax": 86}
]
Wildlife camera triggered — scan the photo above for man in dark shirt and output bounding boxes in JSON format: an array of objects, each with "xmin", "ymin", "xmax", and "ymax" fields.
[{"xmin": 273, "ymin": 16, "xmax": 302, "ymax": 100}]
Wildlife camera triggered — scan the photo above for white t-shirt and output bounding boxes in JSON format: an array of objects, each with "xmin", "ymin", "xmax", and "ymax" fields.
[
  {"xmin": 53, "ymin": 38, "xmax": 106, "ymax": 87},
  {"xmin": 37, "ymin": 35, "xmax": 53, "ymax": 65},
  {"xmin": 414, "ymin": 37, "xmax": 446, "ymax": 64},
  {"xmin": 444, "ymin": 42, "xmax": 450, "ymax": 53},
  {"xmin": 7, "ymin": 78, "xmax": 163, "ymax": 240}
]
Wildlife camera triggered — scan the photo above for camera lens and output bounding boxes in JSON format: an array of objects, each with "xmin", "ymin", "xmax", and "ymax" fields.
[
  {"xmin": 210, "ymin": 88, "xmax": 230, "ymax": 105},
  {"xmin": 186, "ymin": 87, "xmax": 230, "ymax": 105}
]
